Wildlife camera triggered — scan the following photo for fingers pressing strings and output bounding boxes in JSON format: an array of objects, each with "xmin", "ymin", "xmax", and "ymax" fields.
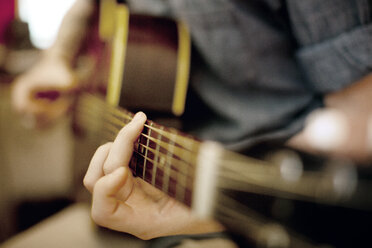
[
  {"xmin": 78, "ymin": 96, "xmax": 199, "ymax": 172},
  {"xmin": 78, "ymin": 95, "xmax": 212, "ymax": 195},
  {"xmin": 84, "ymin": 111, "xmax": 146, "ymax": 194},
  {"xmin": 82, "ymin": 110, "xmax": 196, "ymax": 196},
  {"xmin": 103, "ymin": 111, "xmax": 147, "ymax": 175}
]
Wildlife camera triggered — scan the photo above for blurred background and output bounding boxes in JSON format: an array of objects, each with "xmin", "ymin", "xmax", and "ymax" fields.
[
  {"xmin": 1, "ymin": 1, "xmax": 372, "ymax": 247},
  {"xmin": 0, "ymin": 0, "xmax": 78, "ymax": 242}
]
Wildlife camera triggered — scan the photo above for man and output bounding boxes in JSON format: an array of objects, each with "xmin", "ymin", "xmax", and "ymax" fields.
[{"xmin": 9, "ymin": 0, "xmax": 372, "ymax": 246}]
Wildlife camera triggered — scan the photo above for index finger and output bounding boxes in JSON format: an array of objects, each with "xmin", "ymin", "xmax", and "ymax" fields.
[{"xmin": 103, "ymin": 112, "xmax": 147, "ymax": 175}]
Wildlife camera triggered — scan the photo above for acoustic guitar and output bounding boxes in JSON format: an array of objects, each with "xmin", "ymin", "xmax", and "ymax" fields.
[
  {"xmin": 73, "ymin": 2, "xmax": 372, "ymax": 248},
  {"xmin": 76, "ymin": 92, "xmax": 372, "ymax": 248}
]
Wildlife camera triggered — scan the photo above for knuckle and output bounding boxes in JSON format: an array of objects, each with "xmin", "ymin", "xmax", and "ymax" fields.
[
  {"xmin": 103, "ymin": 165, "xmax": 117, "ymax": 175},
  {"xmin": 83, "ymin": 176, "xmax": 93, "ymax": 191},
  {"xmin": 103, "ymin": 159, "xmax": 123, "ymax": 175},
  {"xmin": 93, "ymin": 177, "xmax": 106, "ymax": 191},
  {"xmin": 97, "ymin": 142, "xmax": 112, "ymax": 153}
]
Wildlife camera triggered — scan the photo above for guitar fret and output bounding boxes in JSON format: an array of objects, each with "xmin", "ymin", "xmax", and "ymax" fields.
[
  {"xmin": 162, "ymin": 130, "xmax": 176, "ymax": 195},
  {"xmin": 134, "ymin": 132, "xmax": 143, "ymax": 176},
  {"xmin": 138, "ymin": 143, "xmax": 191, "ymax": 178},
  {"xmin": 135, "ymin": 146, "xmax": 192, "ymax": 187},
  {"xmin": 142, "ymin": 123, "xmax": 153, "ymax": 180},
  {"xmin": 140, "ymin": 133, "xmax": 197, "ymax": 166},
  {"xmin": 175, "ymin": 134, "xmax": 185, "ymax": 202},
  {"xmin": 143, "ymin": 126, "xmax": 200, "ymax": 154},
  {"xmin": 152, "ymin": 126, "xmax": 163, "ymax": 186},
  {"xmin": 182, "ymin": 138, "xmax": 195, "ymax": 205}
]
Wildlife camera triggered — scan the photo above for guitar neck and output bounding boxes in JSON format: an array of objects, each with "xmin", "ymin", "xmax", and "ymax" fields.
[
  {"xmin": 76, "ymin": 93, "xmax": 201, "ymax": 206},
  {"xmin": 76, "ymin": 93, "xmax": 372, "ymax": 248},
  {"xmin": 130, "ymin": 118, "xmax": 201, "ymax": 207}
]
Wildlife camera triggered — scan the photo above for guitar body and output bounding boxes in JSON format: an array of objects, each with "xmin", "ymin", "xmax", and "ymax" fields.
[
  {"xmin": 80, "ymin": 2, "xmax": 190, "ymax": 117},
  {"xmin": 120, "ymin": 15, "xmax": 180, "ymax": 113}
]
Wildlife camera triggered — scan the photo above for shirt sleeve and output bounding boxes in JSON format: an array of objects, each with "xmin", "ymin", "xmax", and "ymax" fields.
[
  {"xmin": 296, "ymin": 24, "xmax": 372, "ymax": 94},
  {"xmin": 287, "ymin": 0, "xmax": 372, "ymax": 94}
]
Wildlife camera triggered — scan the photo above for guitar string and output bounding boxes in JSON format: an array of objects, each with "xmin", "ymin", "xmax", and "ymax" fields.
[
  {"xmin": 75, "ymin": 104, "xmax": 193, "ymax": 203},
  {"xmin": 77, "ymin": 101, "xmax": 200, "ymax": 166},
  {"xmin": 78, "ymin": 101, "xmax": 206, "ymax": 192},
  {"xmin": 126, "ymin": 157, "xmax": 192, "ymax": 205},
  {"xmin": 131, "ymin": 141, "xmax": 326, "ymax": 201},
  {"xmin": 77, "ymin": 105, "xmax": 200, "ymax": 174},
  {"xmin": 100, "ymin": 128, "xmax": 195, "ymax": 197},
  {"xmin": 110, "ymin": 109, "xmax": 200, "ymax": 153},
  {"xmin": 78, "ymin": 105, "xmax": 288, "ymax": 182},
  {"xmin": 99, "ymin": 125, "xmax": 195, "ymax": 182},
  {"xmin": 214, "ymin": 150, "xmax": 343, "ymax": 201},
  {"xmin": 78, "ymin": 94, "xmax": 200, "ymax": 153},
  {"xmin": 101, "ymin": 128, "xmax": 195, "ymax": 184},
  {"xmin": 78, "ymin": 108, "xmax": 360, "ymax": 206},
  {"xmin": 140, "ymin": 134, "xmax": 335, "ymax": 202},
  {"xmin": 131, "ymin": 149, "xmax": 192, "ymax": 190},
  {"xmin": 217, "ymin": 172, "xmax": 313, "ymax": 201},
  {"xmin": 79, "ymin": 94, "xmax": 289, "ymax": 173},
  {"xmin": 78, "ymin": 97, "xmax": 284, "ymax": 174},
  {"xmin": 78, "ymin": 95, "xmax": 320, "ymax": 198},
  {"xmin": 78, "ymin": 104, "xmax": 333, "ymax": 203},
  {"xmin": 101, "ymin": 131, "xmax": 196, "ymax": 206},
  {"xmin": 79, "ymin": 107, "xmax": 248, "ymax": 183},
  {"xmin": 101, "ymin": 123, "xmax": 198, "ymax": 172},
  {"xmin": 215, "ymin": 163, "xmax": 339, "ymax": 201},
  {"xmin": 102, "ymin": 125, "xmax": 291, "ymax": 198},
  {"xmin": 103, "ymin": 119, "xmax": 199, "ymax": 166},
  {"xmin": 105, "ymin": 102, "xmax": 200, "ymax": 151},
  {"xmin": 137, "ymin": 143, "xmax": 194, "ymax": 178},
  {"xmin": 134, "ymin": 145, "xmax": 338, "ymax": 205},
  {"xmin": 78, "ymin": 104, "xmax": 290, "ymax": 178},
  {"xmin": 140, "ymin": 173, "xmax": 192, "ymax": 206}
]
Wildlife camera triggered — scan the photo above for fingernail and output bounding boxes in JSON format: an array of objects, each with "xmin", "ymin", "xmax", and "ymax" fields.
[{"xmin": 132, "ymin": 112, "xmax": 146, "ymax": 123}]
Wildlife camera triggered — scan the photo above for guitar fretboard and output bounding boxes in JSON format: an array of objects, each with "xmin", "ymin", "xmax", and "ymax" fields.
[
  {"xmin": 76, "ymin": 93, "xmax": 200, "ymax": 206},
  {"xmin": 76, "ymin": 93, "xmax": 358, "ymax": 210}
]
